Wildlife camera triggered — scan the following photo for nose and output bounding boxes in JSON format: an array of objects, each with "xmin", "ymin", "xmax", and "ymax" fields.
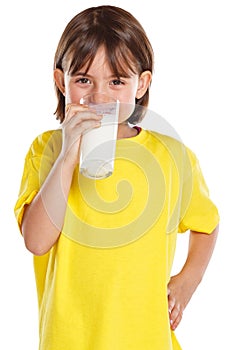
[
  {"xmin": 88, "ymin": 92, "xmax": 111, "ymax": 104},
  {"xmin": 91, "ymin": 81, "xmax": 110, "ymax": 98}
]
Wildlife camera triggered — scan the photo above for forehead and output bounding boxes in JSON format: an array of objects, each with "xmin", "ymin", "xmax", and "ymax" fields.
[
  {"xmin": 66, "ymin": 44, "xmax": 138, "ymax": 77},
  {"xmin": 80, "ymin": 47, "xmax": 111, "ymax": 73}
]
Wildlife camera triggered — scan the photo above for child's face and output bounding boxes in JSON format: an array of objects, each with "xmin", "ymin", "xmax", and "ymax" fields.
[{"xmin": 55, "ymin": 46, "xmax": 151, "ymax": 122}]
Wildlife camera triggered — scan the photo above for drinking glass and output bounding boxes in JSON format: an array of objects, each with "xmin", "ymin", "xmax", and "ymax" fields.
[{"xmin": 79, "ymin": 93, "xmax": 119, "ymax": 179}]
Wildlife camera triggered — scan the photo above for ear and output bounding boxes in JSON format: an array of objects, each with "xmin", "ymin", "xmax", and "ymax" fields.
[
  {"xmin": 54, "ymin": 69, "xmax": 66, "ymax": 96},
  {"xmin": 136, "ymin": 71, "xmax": 152, "ymax": 99}
]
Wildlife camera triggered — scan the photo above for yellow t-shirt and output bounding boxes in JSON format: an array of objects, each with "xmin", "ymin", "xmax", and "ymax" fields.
[{"xmin": 14, "ymin": 129, "xmax": 219, "ymax": 350}]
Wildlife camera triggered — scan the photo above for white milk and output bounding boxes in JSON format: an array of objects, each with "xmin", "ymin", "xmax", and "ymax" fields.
[{"xmin": 79, "ymin": 102, "xmax": 119, "ymax": 179}]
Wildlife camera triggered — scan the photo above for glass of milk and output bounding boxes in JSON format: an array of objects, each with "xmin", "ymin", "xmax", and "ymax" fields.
[{"xmin": 79, "ymin": 93, "xmax": 119, "ymax": 179}]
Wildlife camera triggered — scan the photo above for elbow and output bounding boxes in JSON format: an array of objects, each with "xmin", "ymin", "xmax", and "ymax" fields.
[
  {"xmin": 24, "ymin": 237, "xmax": 50, "ymax": 256},
  {"xmin": 22, "ymin": 227, "xmax": 51, "ymax": 256},
  {"xmin": 21, "ymin": 225, "xmax": 45, "ymax": 256},
  {"xmin": 21, "ymin": 215, "xmax": 59, "ymax": 256}
]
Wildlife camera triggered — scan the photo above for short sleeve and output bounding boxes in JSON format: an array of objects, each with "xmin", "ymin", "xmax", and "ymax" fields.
[
  {"xmin": 178, "ymin": 148, "xmax": 220, "ymax": 234},
  {"xmin": 14, "ymin": 130, "xmax": 62, "ymax": 231}
]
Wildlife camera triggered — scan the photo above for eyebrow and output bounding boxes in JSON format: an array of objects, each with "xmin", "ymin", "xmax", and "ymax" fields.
[
  {"xmin": 73, "ymin": 72, "xmax": 93, "ymax": 77},
  {"xmin": 73, "ymin": 72, "xmax": 131, "ymax": 79}
]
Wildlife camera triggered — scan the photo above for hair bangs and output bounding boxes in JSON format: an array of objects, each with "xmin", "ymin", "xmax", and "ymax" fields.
[
  {"xmin": 63, "ymin": 24, "xmax": 139, "ymax": 78},
  {"xmin": 106, "ymin": 43, "xmax": 139, "ymax": 78},
  {"xmin": 64, "ymin": 30, "xmax": 105, "ymax": 76}
]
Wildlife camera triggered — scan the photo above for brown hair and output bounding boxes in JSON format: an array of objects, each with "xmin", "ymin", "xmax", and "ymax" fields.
[{"xmin": 54, "ymin": 5, "xmax": 154, "ymax": 123}]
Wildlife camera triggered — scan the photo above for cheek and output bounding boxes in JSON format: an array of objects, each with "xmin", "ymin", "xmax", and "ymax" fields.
[
  {"xmin": 65, "ymin": 86, "xmax": 83, "ymax": 104},
  {"xmin": 64, "ymin": 74, "xmax": 83, "ymax": 104},
  {"xmin": 118, "ymin": 87, "xmax": 137, "ymax": 104},
  {"xmin": 118, "ymin": 102, "xmax": 136, "ymax": 123},
  {"xmin": 118, "ymin": 88, "xmax": 137, "ymax": 123}
]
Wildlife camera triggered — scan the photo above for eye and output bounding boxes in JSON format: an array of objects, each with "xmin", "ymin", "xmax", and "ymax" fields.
[
  {"xmin": 75, "ymin": 77, "xmax": 91, "ymax": 84},
  {"xmin": 110, "ymin": 79, "xmax": 124, "ymax": 86}
]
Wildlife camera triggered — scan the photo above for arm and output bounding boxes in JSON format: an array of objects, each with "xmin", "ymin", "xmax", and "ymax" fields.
[
  {"xmin": 22, "ymin": 154, "xmax": 75, "ymax": 256},
  {"xmin": 167, "ymin": 225, "xmax": 219, "ymax": 330},
  {"xmin": 22, "ymin": 104, "xmax": 102, "ymax": 256}
]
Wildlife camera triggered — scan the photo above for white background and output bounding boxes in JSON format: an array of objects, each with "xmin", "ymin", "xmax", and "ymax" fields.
[{"xmin": 0, "ymin": 0, "xmax": 232, "ymax": 349}]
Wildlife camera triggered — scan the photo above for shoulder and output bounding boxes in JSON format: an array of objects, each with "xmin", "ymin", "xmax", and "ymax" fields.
[
  {"xmin": 147, "ymin": 130, "xmax": 183, "ymax": 148},
  {"xmin": 145, "ymin": 130, "xmax": 199, "ymax": 170},
  {"xmin": 27, "ymin": 129, "xmax": 62, "ymax": 158},
  {"xmin": 146, "ymin": 130, "xmax": 187, "ymax": 156}
]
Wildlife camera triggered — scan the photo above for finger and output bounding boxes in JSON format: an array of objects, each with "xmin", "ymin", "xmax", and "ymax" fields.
[
  {"xmin": 64, "ymin": 109, "xmax": 102, "ymax": 129},
  {"xmin": 170, "ymin": 310, "xmax": 183, "ymax": 330},
  {"xmin": 65, "ymin": 104, "xmax": 95, "ymax": 122},
  {"xmin": 66, "ymin": 119, "xmax": 102, "ymax": 139},
  {"xmin": 65, "ymin": 103, "xmax": 100, "ymax": 117},
  {"xmin": 61, "ymin": 119, "xmax": 102, "ymax": 157},
  {"xmin": 169, "ymin": 302, "xmax": 183, "ymax": 329},
  {"xmin": 168, "ymin": 296, "xmax": 175, "ymax": 314},
  {"xmin": 79, "ymin": 119, "xmax": 102, "ymax": 134},
  {"xmin": 65, "ymin": 103, "xmax": 85, "ymax": 116}
]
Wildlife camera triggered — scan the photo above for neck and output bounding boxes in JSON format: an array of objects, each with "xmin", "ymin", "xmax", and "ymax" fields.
[{"xmin": 117, "ymin": 123, "xmax": 138, "ymax": 139}]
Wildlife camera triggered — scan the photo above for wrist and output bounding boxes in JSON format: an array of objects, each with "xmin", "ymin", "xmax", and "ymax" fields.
[
  {"xmin": 179, "ymin": 266, "xmax": 203, "ymax": 291},
  {"xmin": 57, "ymin": 151, "xmax": 79, "ymax": 173}
]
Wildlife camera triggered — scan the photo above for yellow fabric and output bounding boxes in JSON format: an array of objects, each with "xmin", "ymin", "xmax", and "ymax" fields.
[{"xmin": 14, "ymin": 129, "xmax": 219, "ymax": 350}]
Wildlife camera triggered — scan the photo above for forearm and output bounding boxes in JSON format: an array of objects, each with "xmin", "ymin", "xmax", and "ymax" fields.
[
  {"xmin": 22, "ymin": 155, "xmax": 75, "ymax": 255},
  {"xmin": 179, "ymin": 225, "xmax": 219, "ymax": 287}
]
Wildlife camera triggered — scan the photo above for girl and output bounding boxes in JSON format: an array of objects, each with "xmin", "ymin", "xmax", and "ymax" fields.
[{"xmin": 14, "ymin": 5, "xmax": 219, "ymax": 350}]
